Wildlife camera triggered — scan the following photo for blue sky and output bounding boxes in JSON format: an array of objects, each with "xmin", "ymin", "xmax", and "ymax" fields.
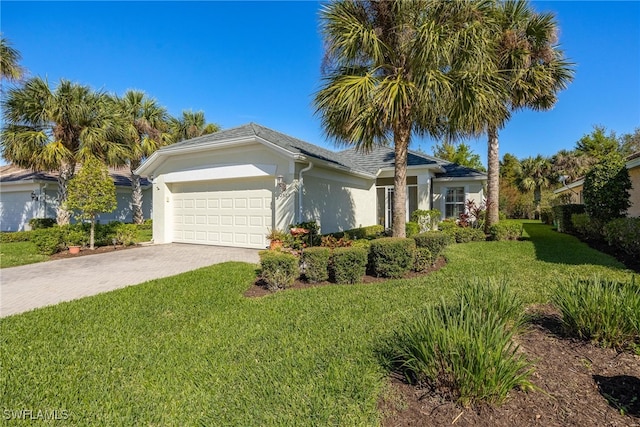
[{"xmin": 2, "ymin": 1, "xmax": 639, "ymax": 167}]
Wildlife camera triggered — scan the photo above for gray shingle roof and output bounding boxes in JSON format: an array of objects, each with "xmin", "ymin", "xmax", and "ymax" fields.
[
  {"xmin": 0, "ymin": 164, "xmax": 149, "ymax": 187},
  {"xmin": 165, "ymin": 123, "xmax": 370, "ymax": 175}
]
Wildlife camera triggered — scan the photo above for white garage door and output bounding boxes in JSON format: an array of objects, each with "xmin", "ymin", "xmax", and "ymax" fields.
[{"xmin": 172, "ymin": 179, "xmax": 272, "ymax": 249}]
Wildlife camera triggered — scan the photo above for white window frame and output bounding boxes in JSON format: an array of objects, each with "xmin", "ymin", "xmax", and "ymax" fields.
[{"xmin": 441, "ymin": 186, "xmax": 468, "ymax": 219}]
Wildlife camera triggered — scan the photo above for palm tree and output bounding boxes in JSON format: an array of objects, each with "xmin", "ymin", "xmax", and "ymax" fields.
[
  {"xmin": 551, "ymin": 149, "xmax": 594, "ymax": 183},
  {"xmin": 169, "ymin": 110, "xmax": 219, "ymax": 143},
  {"xmin": 484, "ymin": 0, "xmax": 574, "ymax": 230},
  {"xmin": 515, "ymin": 155, "xmax": 555, "ymax": 218},
  {"xmin": 1, "ymin": 77, "xmax": 123, "ymax": 224},
  {"xmin": 116, "ymin": 90, "xmax": 169, "ymax": 224},
  {"xmin": 314, "ymin": 0, "xmax": 504, "ymax": 237},
  {"xmin": 0, "ymin": 36, "xmax": 24, "ymax": 83}
]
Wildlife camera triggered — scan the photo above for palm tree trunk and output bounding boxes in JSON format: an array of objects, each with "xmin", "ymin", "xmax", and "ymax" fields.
[
  {"xmin": 534, "ymin": 186, "xmax": 541, "ymax": 219},
  {"xmin": 56, "ymin": 162, "xmax": 75, "ymax": 225},
  {"xmin": 392, "ymin": 123, "xmax": 410, "ymax": 238},
  {"xmin": 130, "ymin": 162, "xmax": 144, "ymax": 225},
  {"xmin": 485, "ymin": 125, "xmax": 500, "ymax": 232}
]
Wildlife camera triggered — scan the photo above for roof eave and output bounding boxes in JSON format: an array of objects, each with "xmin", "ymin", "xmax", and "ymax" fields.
[{"xmin": 433, "ymin": 175, "xmax": 487, "ymax": 182}]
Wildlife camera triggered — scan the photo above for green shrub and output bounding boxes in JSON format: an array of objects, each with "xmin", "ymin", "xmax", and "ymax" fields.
[
  {"xmin": 539, "ymin": 208, "xmax": 553, "ymax": 225},
  {"xmin": 31, "ymin": 228, "xmax": 64, "ymax": 255},
  {"xmin": 63, "ymin": 228, "xmax": 88, "ymax": 247},
  {"xmin": 369, "ymin": 238, "xmax": 416, "ymax": 278},
  {"xmin": 437, "ymin": 218, "xmax": 457, "ymax": 231},
  {"xmin": 0, "ymin": 231, "xmax": 32, "ymax": 243},
  {"xmin": 28, "ymin": 218, "xmax": 57, "ymax": 230},
  {"xmin": 488, "ymin": 221, "xmax": 523, "ymax": 241},
  {"xmin": 330, "ymin": 247, "xmax": 367, "ymax": 284},
  {"xmin": 570, "ymin": 213, "xmax": 602, "ymax": 240},
  {"xmin": 413, "ymin": 232, "xmax": 450, "ymax": 260},
  {"xmin": 140, "ymin": 219, "xmax": 153, "ymax": 230},
  {"xmin": 405, "ymin": 221, "xmax": 420, "ymax": 238},
  {"xmin": 443, "ymin": 227, "xmax": 486, "ymax": 243},
  {"xmin": 259, "ymin": 251, "xmax": 299, "ymax": 291},
  {"xmin": 414, "ymin": 248, "xmax": 433, "ymax": 272},
  {"xmin": 114, "ymin": 224, "xmax": 139, "ymax": 246},
  {"xmin": 393, "ymin": 283, "xmax": 533, "ymax": 406},
  {"xmin": 552, "ymin": 277, "xmax": 640, "ymax": 351},
  {"xmin": 603, "ymin": 217, "xmax": 640, "ymax": 258},
  {"xmin": 583, "ymin": 154, "xmax": 632, "ymax": 223},
  {"xmin": 303, "ymin": 247, "xmax": 330, "ymax": 283},
  {"xmin": 552, "ymin": 204, "xmax": 586, "ymax": 233},
  {"xmin": 411, "ymin": 209, "xmax": 441, "ymax": 232},
  {"xmin": 343, "ymin": 224, "xmax": 385, "ymax": 240}
]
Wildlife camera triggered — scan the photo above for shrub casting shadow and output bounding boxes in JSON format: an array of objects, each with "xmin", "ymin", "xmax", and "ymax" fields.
[{"xmin": 593, "ymin": 374, "xmax": 640, "ymax": 417}]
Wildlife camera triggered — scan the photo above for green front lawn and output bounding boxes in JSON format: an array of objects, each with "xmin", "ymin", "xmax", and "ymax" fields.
[
  {"xmin": 0, "ymin": 222, "xmax": 633, "ymax": 425},
  {"xmin": 0, "ymin": 241, "xmax": 49, "ymax": 268}
]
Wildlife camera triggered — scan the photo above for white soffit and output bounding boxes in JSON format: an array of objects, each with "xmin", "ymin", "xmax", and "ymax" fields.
[{"xmin": 164, "ymin": 164, "xmax": 277, "ymax": 183}]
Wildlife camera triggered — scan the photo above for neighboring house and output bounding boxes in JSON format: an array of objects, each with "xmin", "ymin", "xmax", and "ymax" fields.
[
  {"xmin": 0, "ymin": 165, "xmax": 152, "ymax": 232},
  {"xmin": 554, "ymin": 151, "xmax": 640, "ymax": 218},
  {"xmin": 136, "ymin": 123, "xmax": 486, "ymax": 249}
]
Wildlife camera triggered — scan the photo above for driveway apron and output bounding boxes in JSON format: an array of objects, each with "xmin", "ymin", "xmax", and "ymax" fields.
[{"xmin": 0, "ymin": 243, "xmax": 259, "ymax": 318}]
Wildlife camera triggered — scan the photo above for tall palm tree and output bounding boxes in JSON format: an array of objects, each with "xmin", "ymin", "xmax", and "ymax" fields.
[
  {"xmin": 515, "ymin": 155, "xmax": 554, "ymax": 218},
  {"xmin": 483, "ymin": 0, "xmax": 574, "ymax": 230},
  {"xmin": 315, "ymin": 0, "xmax": 504, "ymax": 237},
  {"xmin": 551, "ymin": 149, "xmax": 594, "ymax": 183},
  {"xmin": 169, "ymin": 110, "xmax": 219, "ymax": 143},
  {"xmin": 0, "ymin": 36, "xmax": 24, "ymax": 84},
  {"xmin": 116, "ymin": 90, "xmax": 169, "ymax": 224},
  {"xmin": 1, "ymin": 77, "xmax": 123, "ymax": 224}
]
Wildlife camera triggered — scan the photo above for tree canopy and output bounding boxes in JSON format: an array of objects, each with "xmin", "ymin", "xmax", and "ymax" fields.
[{"xmin": 432, "ymin": 141, "xmax": 486, "ymax": 172}]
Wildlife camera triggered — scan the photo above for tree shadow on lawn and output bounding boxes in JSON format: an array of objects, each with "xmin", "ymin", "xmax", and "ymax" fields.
[{"xmin": 522, "ymin": 223, "xmax": 628, "ymax": 270}]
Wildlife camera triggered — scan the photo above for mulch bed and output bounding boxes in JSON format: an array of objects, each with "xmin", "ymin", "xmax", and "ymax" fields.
[
  {"xmin": 49, "ymin": 244, "xmax": 141, "ymax": 260},
  {"xmin": 379, "ymin": 304, "xmax": 640, "ymax": 427},
  {"xmin": 243, "ymin": 256, "xmax": 448, "ymax": 298}
]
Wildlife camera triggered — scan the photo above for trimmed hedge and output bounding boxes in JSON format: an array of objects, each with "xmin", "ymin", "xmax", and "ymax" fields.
[
  {"xmin": 603, "ymin": 217, "xmax": 640, "ymax": 258},
  {"xmin": 31, "ymin": 228, "xmax": 64, "ymax": 255},
  {"xmin": 114, "ymin": 224, "xmax": 139, "ymax": 246},
  {"xmin": 443, "ymin": 227, "xmax": 485, "ymax": 243},
  {"xmin": 369, "ymin": 237, "xmax": 416, "ymax": 278},
  {"xmin": 259, "ymin": 251, "xmax": 299, "ymax": 291},
  {"xmin": 488, "ymin": 221, "xmax": 523, "ymax": 241},
  {"xmin": 330, "ymin": 247, "xmax": 367, "ymax": 284},
  {"xmin": 303, "ymin": 247, "xmax": 330, "ymax": 283},
  {"xmin": 28, "ymin": 218, "xmax": 57, "ymax": 230},
  {"xmin": 405, "ymin": 221, "xmax": 420, "ymax": 238},
  {"xmin": 414, "ymin": 247, "xmax": 433, "ymax": 272},
  {"xmin": 0, "ymin": 231, "xmax": 32, "ymax": 243},
  {"xmin": 552, "ymin": 204, "xmax": 585, "ymax": 233},
  {"xmin": 571, "ymin": 213, "xmax": 602, "ymax": 240},
  {"xmin": 329, "ymin": 225, "xmax": 384, "ymax": 240},
  {"xmin": 413, "ymin": 232, "xmax": 450, "ymax": 261}
]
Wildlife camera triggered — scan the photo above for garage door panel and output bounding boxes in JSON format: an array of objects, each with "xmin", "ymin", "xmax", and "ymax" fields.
[{"xmin": 173, "ymin": 179, "xmax": 272, "ymax": 248}]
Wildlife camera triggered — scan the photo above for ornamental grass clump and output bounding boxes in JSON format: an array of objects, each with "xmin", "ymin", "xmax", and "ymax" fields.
[
  {"xmin": 552, "ymin": 277, "xmax": 640, "ymax": 351},
  {"xmin": 259, "ymin": 250, "xmax": 299, "ymax": 291},
  {"xmin": 393, "ymin": 281, "xmax": 533, "ymax": 407}
]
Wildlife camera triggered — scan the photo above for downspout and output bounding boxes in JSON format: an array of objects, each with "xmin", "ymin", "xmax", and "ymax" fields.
[{"xmin": 298, "ymin": 162, "xmax": 314, "ymax": 223}]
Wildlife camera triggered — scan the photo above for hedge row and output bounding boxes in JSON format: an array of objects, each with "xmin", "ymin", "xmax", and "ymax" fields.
[
  {"xmin": 488, "ymin": 221, "xmax": 523, "ymax": 241},
  {"xmin": 552, "ymin": 204, "xmax": 586, "ymax": 234},
  {"xmin": 603, "ymin": 217, "xmax": 640, "ymax": 259}
]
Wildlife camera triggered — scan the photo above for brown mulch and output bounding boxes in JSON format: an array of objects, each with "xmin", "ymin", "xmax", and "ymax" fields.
[
  {"xmin": 49, "ymin": 244, "xmax": 142, "ymax": 260},
  {"xmin": 379, "ymin": 304, "xmax": 640, "ymax": 427},
  {"xmin": 243, "ymin": 256, "xmax": 448, "ymax": 298}
]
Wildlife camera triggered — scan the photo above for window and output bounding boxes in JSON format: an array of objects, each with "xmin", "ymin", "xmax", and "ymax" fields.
[
  {"xmin": 376, "ymin": 184, "xmax": 418, "ymax": 228},
  {"xmin": 445, "ymin": 187, "xmax": 465, "ymax": 218}
]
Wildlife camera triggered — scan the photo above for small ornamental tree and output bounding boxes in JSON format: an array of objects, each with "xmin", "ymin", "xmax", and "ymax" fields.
[
  {"xmin": 65, "ymin": 157, "xmax": 117, "ymax": 249},
  {"xmin": 583, "ymin": 154, "xmax": 631, "ymax": 225}
]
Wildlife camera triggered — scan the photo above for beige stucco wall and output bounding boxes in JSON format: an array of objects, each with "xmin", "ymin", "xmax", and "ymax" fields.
[
  {"xmin": 628, "ymin": 165, "xmax": 640, "ymax": 217},
  {"xmin": 301, "ymin": 167, "xmax": 376, "ymax": 234},
  {"xmin": 432, "ymin": 180, "xmax": 485, "ymax": 219}
]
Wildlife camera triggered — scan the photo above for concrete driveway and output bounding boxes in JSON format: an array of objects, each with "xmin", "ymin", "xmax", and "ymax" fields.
[{"xmin": 0, "ymin": 243, "xmax": 259, "ymax": 318}]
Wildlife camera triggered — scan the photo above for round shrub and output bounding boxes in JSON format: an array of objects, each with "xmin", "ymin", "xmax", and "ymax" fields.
[
  {"xmin": 603, "ymin": 217, "xmax": 640, "ymax": 258},
  {"xmin": 31, "ymin": 228, "xmax": 64, "ymax": 255},
  {"xmin": 303, "ymin": 247, "xmax": 330, "ymax": 283},
  {"xmin": 413, "ymin": 232, "xmax": 450, "ymax": 260},
  {"xmin": 259, "ymin": 250, "xmax": 299, "ymax": 291},
  {"xmin": 414, "ymin": 247, "xmax": 433, "ymax": 272},
  {"xmin": 488, "ymin": 221, "xmax": 523, "ymax": 241},
  {"xmin": 369, "ymin": 237, "xmax": 416, "ymax": 278},
  {"xmin": 443, "ymin": 227, "xmax": 486, "ymax": 243},
  {"xmin": 330, "ymin": 246, "xmax": 367, "ymax": 284},
  {"xmin": 405, "ymin": 221, "xmax": 420, "ymax": 238}
]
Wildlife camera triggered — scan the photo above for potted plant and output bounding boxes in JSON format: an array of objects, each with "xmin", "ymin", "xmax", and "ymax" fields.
[
  {"xmin": 266, "ymin": 228, "xmax": 288, "ymax": 250},
  {"xmin": 65, "ymin": 229, "xmax": 87, "ymax": 254}
]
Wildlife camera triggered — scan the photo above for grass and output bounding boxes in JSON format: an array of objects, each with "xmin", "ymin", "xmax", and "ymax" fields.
[
  {"xmin": 0, "ymin": 222, "xmax": 634, "ymax": 425},
  {"xmin": 0, "ymin": 241, "xmax": 49, "ymax": 268}
]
